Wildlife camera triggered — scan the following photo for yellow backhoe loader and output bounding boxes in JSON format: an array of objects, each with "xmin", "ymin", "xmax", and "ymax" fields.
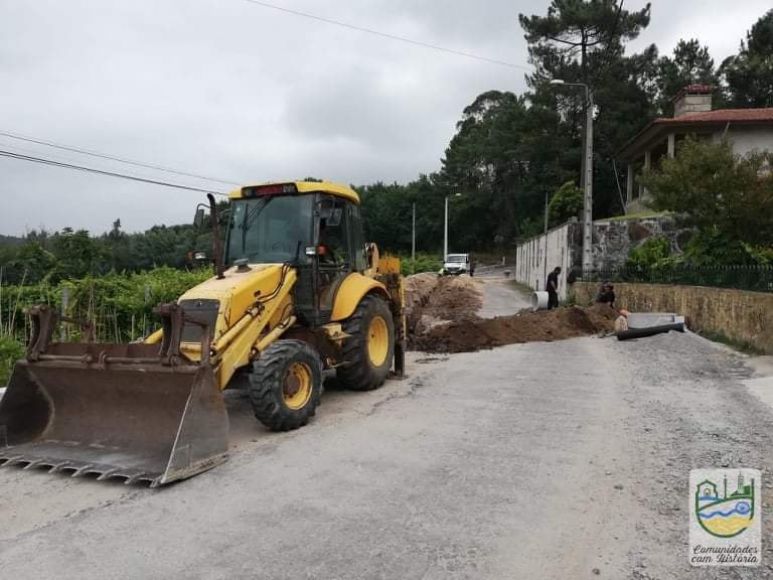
[{"xmin": 0, "ymin": 181, "xmax": 405, "ymax": 487}]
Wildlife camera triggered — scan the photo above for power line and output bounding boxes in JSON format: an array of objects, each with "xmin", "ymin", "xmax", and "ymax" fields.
[
  {"xmin": 0, "ymin": 130, "xmax": 240, "ymax": 186},
  {"xmin": 0, "ymin": 149, "xmax": 228, "ymax": 196},
  {"xmin": 241, "ymin": 0, "xmax": 530, "ymax": 71}
]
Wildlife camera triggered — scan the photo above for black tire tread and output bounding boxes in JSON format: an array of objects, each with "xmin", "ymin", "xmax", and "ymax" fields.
[
  {"xmin": 248, "ymin": 339, "xmax": 322, "ymax": 431},
  {"xmin": 337, "ymin": 295, "xmax": 394, "ymax": 391}
]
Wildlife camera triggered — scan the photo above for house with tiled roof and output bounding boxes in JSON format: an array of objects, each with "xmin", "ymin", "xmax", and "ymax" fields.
[{"xmin": 617, "ymin": 84, "xmax": 773, "ymax": 212}]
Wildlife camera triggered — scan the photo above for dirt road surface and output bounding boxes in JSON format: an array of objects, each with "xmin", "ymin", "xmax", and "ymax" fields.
[
  {"xmin": 477, "ymin": 275, "xmax": 531, "ymax": 318},
  {"xmin": 2, "ymin": 283, "xmax": 773, "ymax": 579}
]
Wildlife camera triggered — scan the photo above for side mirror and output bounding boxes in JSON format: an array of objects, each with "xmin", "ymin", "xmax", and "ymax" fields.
[{"xmin": 193, "ymin": 207, "xmax": 206, "ymax": 228}]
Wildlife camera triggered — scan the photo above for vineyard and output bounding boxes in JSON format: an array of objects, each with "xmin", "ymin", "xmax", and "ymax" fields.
[{"xmin": 0, "ymin": 266, "xmax": 211, "ymax": 383}]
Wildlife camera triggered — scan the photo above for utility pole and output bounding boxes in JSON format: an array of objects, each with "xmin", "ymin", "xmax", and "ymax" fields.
[
  {"xmin": 582, "ymin": 88, "xmax": 594, "ymax": 276},
  {"xmin": 443, "ymin": 193, "xmax": 460, "ymax": 261},
  {"xmin": 411, "ymin": 203, "xmax": 416, "ymax": 262},
  {"xmin": 443, "ymin": 196, "xmax": 449, "ymax": 261},
  {"xmin": 549, "ymin": 79, "xmax": 594, "ymax": 277},
  {"xmin": 543, "ymin": 190, "xmax": 549, "ymax": 287}
]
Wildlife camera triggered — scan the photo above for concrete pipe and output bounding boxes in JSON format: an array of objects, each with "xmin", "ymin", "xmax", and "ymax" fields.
[{"xmin": 532, "ymin": 291, "xmax": 549, "ymax": 311}]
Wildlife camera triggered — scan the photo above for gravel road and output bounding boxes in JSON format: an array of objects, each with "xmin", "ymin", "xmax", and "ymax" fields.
[{"xmin": 1, "ymin": 285, "xmax": 772, "ymax": 579}]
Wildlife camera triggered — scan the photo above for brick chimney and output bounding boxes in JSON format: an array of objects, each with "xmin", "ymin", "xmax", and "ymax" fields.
[{"xmin": 672, "ymin": 84, "xmax": 713, "ymax": 117}]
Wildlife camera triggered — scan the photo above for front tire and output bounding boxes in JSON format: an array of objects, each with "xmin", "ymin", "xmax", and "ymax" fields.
[
  {"xmin": 337, "ymin": 295, "xmax": 394, "ymax": 391},
  {"xmin": 248, "ymin": 339, "xmax": 322, "ymax": 431}
]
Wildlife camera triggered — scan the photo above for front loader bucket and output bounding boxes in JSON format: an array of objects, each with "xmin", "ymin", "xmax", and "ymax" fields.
[{"xmin": 0, "ymin": 343, "xmax": 229, "ymax": 487}]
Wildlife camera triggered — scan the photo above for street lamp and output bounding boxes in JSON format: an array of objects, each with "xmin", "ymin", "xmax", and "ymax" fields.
[
  {"xmin": 444, "ymin": 193, "xmax": 462, "ymax": 261},
  {"xmin": 550, "ymin": 78, "xmax": 594, "ymax": 276}
]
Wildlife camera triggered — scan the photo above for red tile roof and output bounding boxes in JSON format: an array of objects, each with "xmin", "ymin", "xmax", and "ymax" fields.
[
  {"xmin": 671, "ymin": 84, "xmax": 715, "ymax": 102},
  {"xmin": 682, "ymin": 84, "xmax": 714, "ymax": 93},
  {"xmin": 617, "ymin": 108, "xmax": 773, "ymax": 160},
  {"xmin": 656, "ymin": 108, "xmax": 773, "ymax": 124}
]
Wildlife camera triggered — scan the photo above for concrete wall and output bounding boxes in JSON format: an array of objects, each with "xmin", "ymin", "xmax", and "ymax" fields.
[
  {"xmin": 573, "ymin": 281, "xmax": 773, "ymax": 353},
  {"xmin": 515, "ymin": 222, "xmax": 580, "ymax": 300}
]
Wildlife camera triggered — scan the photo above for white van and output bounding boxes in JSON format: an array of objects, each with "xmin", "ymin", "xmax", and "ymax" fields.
[{"xmin": 441, "ymin": 253, "xmax": 474, "ymax": 276}]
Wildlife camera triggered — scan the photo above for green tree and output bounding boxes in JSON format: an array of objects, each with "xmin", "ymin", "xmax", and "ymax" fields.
[
  {"xmin": 641, "ymin": 138, "xmax": 773, "ymax": 259},
  {"xmin": 8, "ymin": 241, "xmax": 56, "ymax": 283},
  {"xmin": 721, "ymin": 9, "xmax": 773, "ymax": 107},
  {"xmin": 519, "ymin": 0, "xmax": 652, "ymax": 81},
  {"xmin": 655, "ymin": 39, "xmax": 719, "ymax": 115},
  {"xmin": 519, "ymin": 0, "xmax": 656, "ymax": 219},
  {"xmin": 50, "ymin": 228, "xmax": 103, "ymax": 280},
  {"xmin": 548, "ymin": 181, "xmax": 584, "ymax": 227}
]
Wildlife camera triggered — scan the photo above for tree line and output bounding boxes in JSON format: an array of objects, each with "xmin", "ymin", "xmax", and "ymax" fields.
[{"xmin": 360, "ymin": 3, "xmax": 773, "ymax": 254}]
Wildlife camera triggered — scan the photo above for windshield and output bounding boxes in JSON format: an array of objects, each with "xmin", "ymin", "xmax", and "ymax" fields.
[
  {"xmin": 226, "ymin": 195, "xmax": 313, "ymax": 265},
  {"xmin": 446, "ymin": 255, "xmax": 467, "ymax": 263}
]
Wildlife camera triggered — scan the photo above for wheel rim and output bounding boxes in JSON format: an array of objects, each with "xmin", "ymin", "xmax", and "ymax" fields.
[
  {"xmin": 367, "ymin": 315, "xmax": 389, "ymax": 367},
  {"xmin": 283, "ymin": 362, "xmax": 313, "ymax": 410}
]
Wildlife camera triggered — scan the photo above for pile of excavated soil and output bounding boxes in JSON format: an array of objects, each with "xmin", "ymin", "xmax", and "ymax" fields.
[
  {"xmin": 412, "ymin": 304, "xmax": 618, "ymax": 353},
  {"xmin": 405, "ymin": 274, "xmax": 483, "ymax": 341}
]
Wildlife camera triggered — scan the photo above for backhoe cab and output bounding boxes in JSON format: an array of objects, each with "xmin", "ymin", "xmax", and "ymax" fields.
[{"xmin": 0, "ymin": 181, "xmax": 405, "ymax": 487}]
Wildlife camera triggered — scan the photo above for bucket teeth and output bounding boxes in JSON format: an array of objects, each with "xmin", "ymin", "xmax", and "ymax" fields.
[
  {"xmin": 50, "ymin": 462, "xmax": 74, "ymax": 473},
  {"xmin": 96, "ymin": 469, "xmax": 120, "ymax": 481},
  {"xmin": 0, "ymin": 455, "xmax": 162, "ymax": 486},
  {"xmin": 71, "ymin": 464, "xmax": 95, "ymax": 477},
  {"xmin": 124, "ymin": 473, "xmax": 147, "ymax": 485}
]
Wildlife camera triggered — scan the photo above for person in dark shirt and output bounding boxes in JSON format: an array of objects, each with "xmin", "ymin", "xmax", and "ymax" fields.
[
  {"xmin": 545, "ymin": 267, "xmax": 561, "ymax": 310},
  {"xmin": 596, "ymin": 282, "xmax": 616, "ymax": 308}
]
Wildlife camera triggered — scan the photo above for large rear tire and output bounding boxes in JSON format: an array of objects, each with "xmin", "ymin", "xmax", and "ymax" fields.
[
  {"xmin": 248, "ymin": 339, "xmax": 322, "ymax": 431},
  {"xmin": 337, "ymin": 295, "xmax": 394, "ymax": 391}
]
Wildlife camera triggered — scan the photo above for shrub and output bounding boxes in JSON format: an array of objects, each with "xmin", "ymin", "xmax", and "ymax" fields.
[
  {"xmin": 400, "ymin": 254, "xmax": 443, "ymax": 275},
  {"xmin": 0, "ymin": 336, "xmax": 24, "ymax": 386}
]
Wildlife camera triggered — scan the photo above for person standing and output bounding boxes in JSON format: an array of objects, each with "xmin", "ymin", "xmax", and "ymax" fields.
[{"xmin": 546, "ymin": 266, "xmax": 561, "ymax": 310}]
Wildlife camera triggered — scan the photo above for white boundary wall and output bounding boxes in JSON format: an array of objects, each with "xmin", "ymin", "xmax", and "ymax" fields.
[{"xmin": 515, "ymin": 222, "xmax": 575, "ymax": 300}]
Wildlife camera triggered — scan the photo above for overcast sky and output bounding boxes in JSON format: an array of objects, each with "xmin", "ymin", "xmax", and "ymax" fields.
[{"xmin": 1, "ymin": 0, "xmax": 769, "ymax": 235}]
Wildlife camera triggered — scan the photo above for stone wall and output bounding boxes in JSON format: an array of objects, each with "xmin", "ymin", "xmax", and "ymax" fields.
[
  {"xmin": 573, "ymin": 281, "xmax": 773, "ymax": 353},
  {"xmin": 515, "ymin": 215, "xmax": 691, "ymax": 297},
  {"xmin": 590, "ymin": 215, "xmax": 691, "ymax": 271}
]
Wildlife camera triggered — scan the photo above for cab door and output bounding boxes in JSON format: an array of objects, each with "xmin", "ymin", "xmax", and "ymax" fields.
[{"xmin": 314, "ymin": 195, "xmax": 353, "ymax": 324}]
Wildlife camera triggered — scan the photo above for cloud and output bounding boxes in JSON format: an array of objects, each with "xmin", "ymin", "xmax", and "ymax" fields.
[{"xmin": 0, "ymin": 0, "xmax": 769, "ymax": 234}]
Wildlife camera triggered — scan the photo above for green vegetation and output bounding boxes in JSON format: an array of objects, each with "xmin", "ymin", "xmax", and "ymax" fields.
[
  {"xmin": 641, "ymin": 138, "xmax": 773, "ymax": 265},
  {"xmin": 720, "ymin": 9, "xmax": 773, "ymax": 108},
  {"xmin": 0, "ymin": 267, "xmax": 211, "ymax": 385},
  {"xmin": 399, "ymin": 254, "xmax": 442, "ymax": 276},
  {"xmin": 626, "ymin": 237, "xmax": 673, "ymax": 269},
  {"xmin": 0, "ymin": 220, "xmax": 212, "ymax": 285},
  {"xmin": 0, "ymin": 337, "xmax": 24, "ymax": 386},
  {"xmin": 548, "ymin": 182, "xmax": 584, "ymax": 228}
]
